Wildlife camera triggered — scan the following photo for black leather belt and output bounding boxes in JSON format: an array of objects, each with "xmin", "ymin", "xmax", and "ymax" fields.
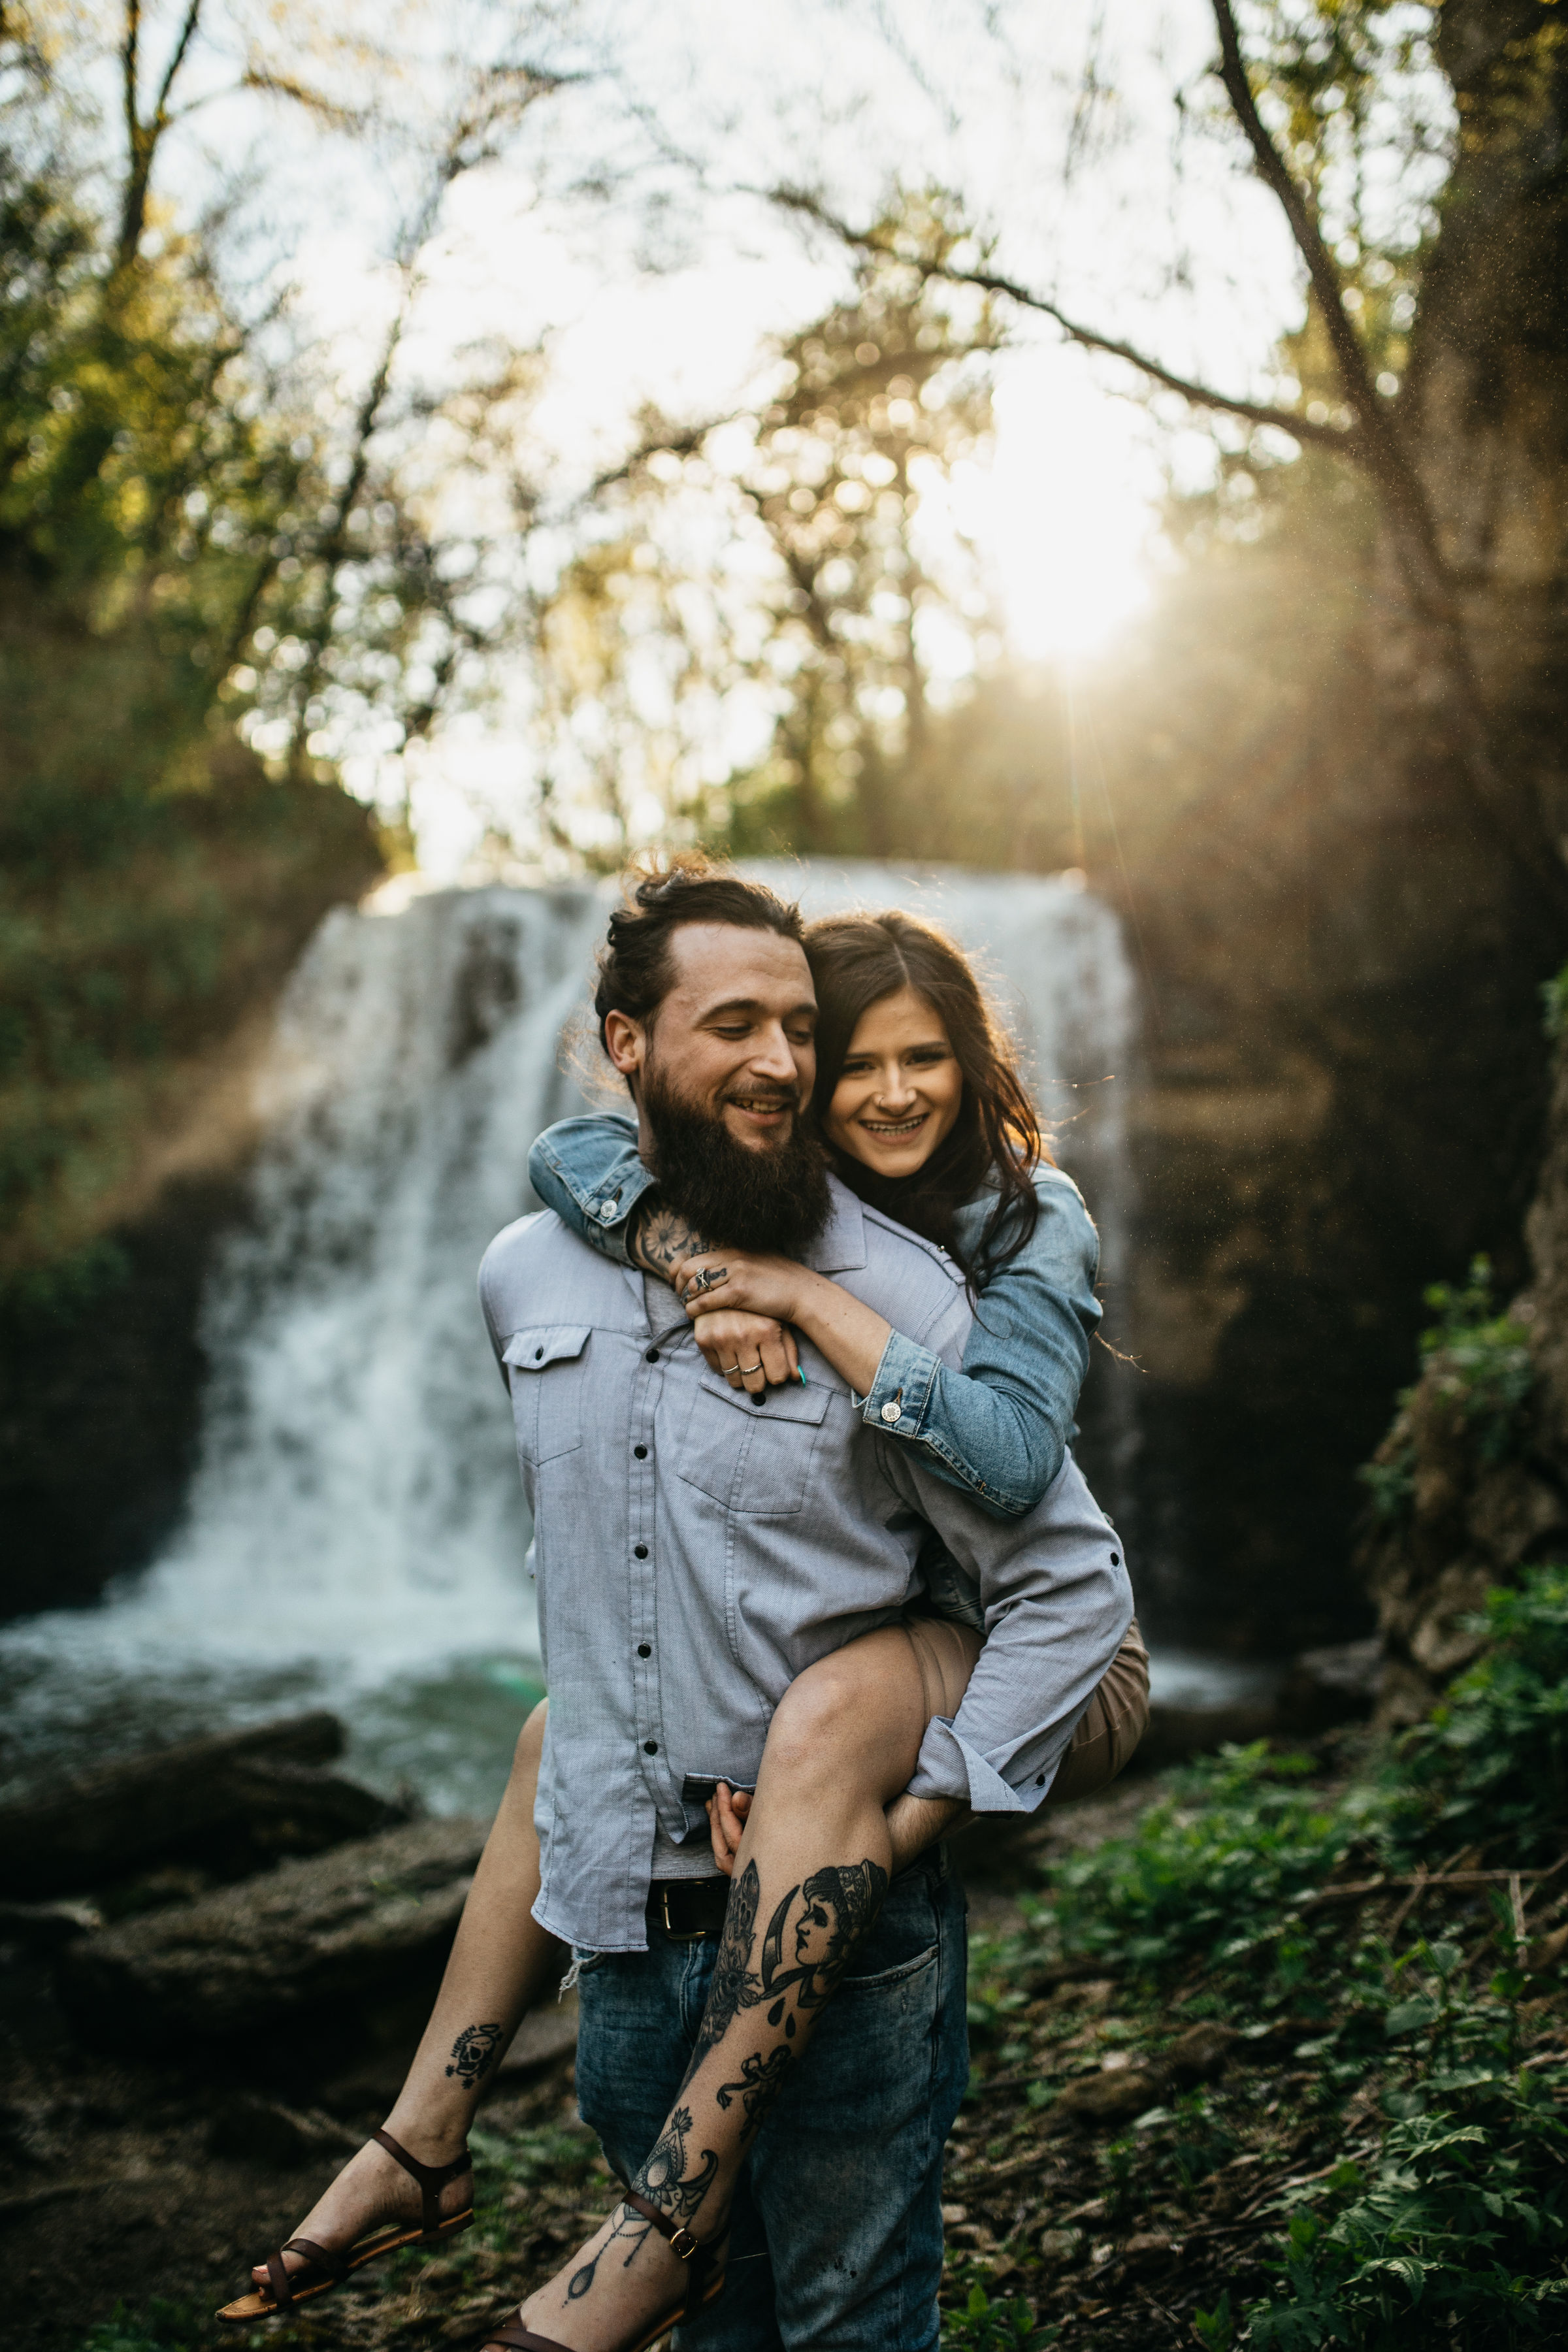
[{"xmin": 648, "ymin": 1876, "xmax": 731, "ymax": 1941}]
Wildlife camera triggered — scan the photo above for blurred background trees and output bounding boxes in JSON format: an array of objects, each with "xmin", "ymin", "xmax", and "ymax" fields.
[{"xmin": 1, "ymin": 1, "xmax": 566, "ymax": 1302}]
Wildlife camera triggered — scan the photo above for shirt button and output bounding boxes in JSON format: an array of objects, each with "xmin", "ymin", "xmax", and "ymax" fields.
[
  {"xmin": 634, "ymin": 1544, "xmax": 649, "ymax": 1559},
  {"xmin": 646, "ymin": 1348, "xmax": 660, "ymax": 1363},
  {"xmin": 644, "ymin": 1739, "xmax": 659, "ymax": 1755},
  {"xmin": 881, "ymin": 1400, "xmax": 902, "ymax": 1424},
  {"xmin": 534, "ymin": 1347, "xmax": 544, "ymax": 1361},
  {"xmin": 1036, "ymin": 1773, "xmax": 1046, "ymax": 1786},
  {"xmin": 634, "ymin": 1444, "xmax": 648, "ymax": 1459},
  {"xmin": 1110, "ymin": 1553, "xmax": 1120, "ymax": 1566},
  {"xmin": 637, "ymin": 1642, "xmax": 651, "ymax": 1658}
]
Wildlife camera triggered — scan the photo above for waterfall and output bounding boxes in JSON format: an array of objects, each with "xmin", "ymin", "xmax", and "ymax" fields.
[{"xmin": 3, "ymin": 866, "xmax": 1139, "ymax": 1810}]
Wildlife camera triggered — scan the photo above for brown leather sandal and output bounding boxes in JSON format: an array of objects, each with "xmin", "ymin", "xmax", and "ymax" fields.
[
  {"xmin": 474, "ymin": 2190, "xmax": 727, "ymax": 2352},
  {"xmin": 215, "ymin": 2125, "xmax": 474, "ymax": 2323}
]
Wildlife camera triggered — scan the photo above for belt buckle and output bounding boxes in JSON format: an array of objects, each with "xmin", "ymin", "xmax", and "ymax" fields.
[{"xmin": 660, "ymin": 1884, "xmax": 709, "ymax": 1943}]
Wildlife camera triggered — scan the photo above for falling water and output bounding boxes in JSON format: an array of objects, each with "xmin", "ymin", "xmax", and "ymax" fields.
[{"xmin": 4, "ymin": 865, "xmax": 1147, "ymax": 1811}]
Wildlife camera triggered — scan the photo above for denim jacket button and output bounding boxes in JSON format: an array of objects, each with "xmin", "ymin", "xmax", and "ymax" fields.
[{"xmin": 881, "ymin": 1400, "xmax": 902, "ymax": 1424}]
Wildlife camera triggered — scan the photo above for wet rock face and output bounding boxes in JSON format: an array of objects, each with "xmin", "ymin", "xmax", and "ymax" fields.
[
  {"xmin": 1357, "ymin": 1036, "xmax": 1568, "ymax": 1723},
  {"xmin": 1120, "ymin": 895, "xmax": 1554, "ymax": 1658},
  {"xmin": 55, "ymin": 1815, "xmax": 489, "ymax": 2050}
]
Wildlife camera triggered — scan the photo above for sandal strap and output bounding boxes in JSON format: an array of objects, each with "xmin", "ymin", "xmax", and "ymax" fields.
[
  {"xmin": 372, "ymin": 2125, "xmax": 473, "ymax": 2237},
  {"xmin": 625, "ymin": 2188, "xmax": 719, "ymax": 2316},
  {"xmin": 265, "ymin": 2237, "xmax": 348, "ymax": 2309}
]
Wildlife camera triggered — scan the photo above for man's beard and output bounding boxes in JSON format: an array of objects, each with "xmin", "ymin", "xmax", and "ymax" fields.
[{"xmin": 641, "ymin": 1062, "xmax": 832, "ymax": 1255}]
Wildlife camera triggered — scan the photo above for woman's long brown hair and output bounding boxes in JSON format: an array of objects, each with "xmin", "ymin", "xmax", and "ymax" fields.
[{"xmin": 804, "ymin": 910, "xmax": 1049, "ymax": 1282}]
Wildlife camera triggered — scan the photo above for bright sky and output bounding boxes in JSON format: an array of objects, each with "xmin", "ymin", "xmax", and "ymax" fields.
[{"xmin": 125, "ymin": 0, "xmax": 1309, "ymax": 872}]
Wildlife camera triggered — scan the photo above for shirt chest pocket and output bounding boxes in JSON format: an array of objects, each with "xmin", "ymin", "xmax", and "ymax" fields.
[
  {"xmin": 676, "ymin": 1371, "xmax": 832, "ymax": 1516},
  {"xmin": 502, "ymin": 1326, "xmax": 591, "ymax": 1463}
]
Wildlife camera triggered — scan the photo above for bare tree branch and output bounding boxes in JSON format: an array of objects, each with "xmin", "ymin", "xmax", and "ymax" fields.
[
  {"xmin": 152, "ymin": 0, "xmax": 202, "ymax": 125},
  {"xmin": 238, "ymin": 67, "xmax": 372, "ymax": 137},
  {"xmin": 115, "ymin": 0, "xmax": 203, "ymax": 272},
  {"xmin": 1207, "ymin": 0, "xmax": 1445, "ymax": 603},
  {"xmin": 770, "ymin": 186, "xmax": 1359, "ymax": 455},
  {"xmin": 1206, "ymin": 0, "xmax": 1565, "ymax": 910}
]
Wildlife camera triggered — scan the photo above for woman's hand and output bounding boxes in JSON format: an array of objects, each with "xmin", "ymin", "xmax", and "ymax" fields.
[
  {"xmin": 675, "ymin": 1247, "xmax": 813, "ymax": 1327},
  {"xmin": 681, "ymin": 1246, "xmax": 895, "ymax": 1402},
  {"xmin": 690, "ymin": 1309, "xmax": 799, "ymax": 1394},
  {"xmin": 706, "ymin": 1783, "xmax": 751, "ymax": 1876}
]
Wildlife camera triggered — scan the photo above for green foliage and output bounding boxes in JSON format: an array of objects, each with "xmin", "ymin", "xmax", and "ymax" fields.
[
  {"xmin": 1043, "ymin": 1744, "xmax": 1367, "ymax": 1974},
  {"xmin": 1386, "ymin": 1567, "xmax": 1568, "ymax": 1865},
  {"xmin": 941, "ymin": 2276, "xmax": 1059, "ymax": 2349},
  {"xmin": 79, "ymin": 2302, "xmax": 209, "ymax": 2352},
  {"xmin": 987, "ymin": 1566, "xmax": 1568, "ymax": 2346},
  {"xmin": 1357, "ymin": 1254, "xmax": 1533, "ymax": 1526},
  {"xmin": 470, "ymin": 2120, "xmax": 602, "ymax": 2191},
  {"xmin": 0, "ymin": 140, "xmax": 383, "ymax": 1295},
  {"xmin": 1541, "ymin": 960, "xmax": 1568, "ymax": 1041},
  {"xmin": 1356, "ymin": 1444, "xmax": 1417, "ymax": 1525},
  {"xmin": 1192, "ymin": 2291, "xmax": 1237, "ymax": 2350},
  {"xmin": 1416, "ymin": 1256, "xmax": 1533, "ymax": 1463},
  {"xmin": 1248, "ymin": 2042, "xmax": 1568, "ymax": 2347}
]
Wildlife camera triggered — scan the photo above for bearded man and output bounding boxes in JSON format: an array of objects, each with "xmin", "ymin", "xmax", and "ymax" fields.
[{"xmin": 474, "ymin": 861, "xmax": 1132, "ymax": 2352}]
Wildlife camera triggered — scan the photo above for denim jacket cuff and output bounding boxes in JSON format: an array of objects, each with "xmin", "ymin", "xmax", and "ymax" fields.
[
  {"xmin": 857, "ymin": 1328, "xmax": 941, "ymax": 1439},
  {"xmin": 907, "ymin": 1717, "xmax": 1036, "ymax": 1814},
  {"xmin": 533, "ymin": 1137, "xmax": 657, "ymax": 1265}
]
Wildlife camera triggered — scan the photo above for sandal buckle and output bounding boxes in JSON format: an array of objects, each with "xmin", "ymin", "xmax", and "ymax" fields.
[{"xmin": 669, "ymin": 2225, "xmax": 698, "ymax": 2261}]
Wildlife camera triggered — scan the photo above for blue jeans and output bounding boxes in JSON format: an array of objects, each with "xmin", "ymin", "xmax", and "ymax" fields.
[{"xmin": 573, "ymin": 1845, "xmax": 970, "ymax": 2352}]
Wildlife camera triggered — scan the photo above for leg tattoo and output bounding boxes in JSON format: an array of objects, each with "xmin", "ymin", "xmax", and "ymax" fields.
[
  {"xmin": 668, "ymin": 1854, "xmax": 890, "ymax": 2161},
  {"xmin": 632, "ymin": 2102, "xmax": 720, "ymax": 2218},
  {"xmin": 715, "ymin": 2046, "xmax": 791, "ymax": 2127},
  {"xmin": 568, "ymin": 2202, "xmax": 654, "ymax": 2302},
  {"xmin": 445, "ymin": 2021, "xmax": 506, "ymax": 2088}
]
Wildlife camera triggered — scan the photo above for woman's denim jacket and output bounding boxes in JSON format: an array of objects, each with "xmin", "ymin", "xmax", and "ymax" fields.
[{"xmin": 527, "ymin": 1115, "xmax": 1102, "ymax": 1522}]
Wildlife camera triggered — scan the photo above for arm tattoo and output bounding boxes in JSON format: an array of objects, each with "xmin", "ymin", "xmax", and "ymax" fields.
[
  {"xmin": 445, "ymin": 2021, "xmax": 505, "ymax": 2088},
  {"xmin": 632, "ymin": 1200, "xmax": 715, "ymax": 1281}
]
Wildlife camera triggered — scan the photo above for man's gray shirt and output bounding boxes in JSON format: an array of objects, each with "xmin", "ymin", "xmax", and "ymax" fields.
[{"xmin": 478, "ymin": 1175, "xmax": 1133, "ymax": 1952}]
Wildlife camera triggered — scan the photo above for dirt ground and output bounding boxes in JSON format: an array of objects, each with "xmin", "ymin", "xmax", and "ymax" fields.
[{"xmin": 4, "ymin": 1777, "xmax": 1188, "ymax": 2352}]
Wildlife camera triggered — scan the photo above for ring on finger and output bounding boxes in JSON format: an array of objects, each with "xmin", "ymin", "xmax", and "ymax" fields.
[{"xmin": 738, "ymin": 1361, "xmax": 764, "ymax": 1376}]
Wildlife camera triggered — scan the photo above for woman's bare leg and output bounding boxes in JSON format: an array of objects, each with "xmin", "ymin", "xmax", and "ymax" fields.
[
  {"xmin": 253, "ymin": 1699, "xmax": 560, "ymax": 2288},
  {"xmin": 512, "ymin": 1624, "xmax": 969, "ymax": 2352}
]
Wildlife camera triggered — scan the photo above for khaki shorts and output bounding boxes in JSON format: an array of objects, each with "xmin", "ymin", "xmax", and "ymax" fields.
[{"xmin": 901, "ymin": 1614, "xmax": 1150, "ymax": 1806}]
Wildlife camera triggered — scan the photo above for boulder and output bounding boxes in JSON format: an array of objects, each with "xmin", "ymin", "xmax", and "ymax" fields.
[
  {"xmin": 0, "ymin": 1713, "xmax": 414, "ymax": 1897},
  {"xmin": 1275, "ymin": 1637, "xmax": 1384, "ymax": 1733},
  {"xmin": 55, "ymin": 1816, "xmax": 489, "ymax": 2049}
]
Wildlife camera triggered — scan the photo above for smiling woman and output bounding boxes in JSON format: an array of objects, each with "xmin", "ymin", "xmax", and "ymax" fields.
[{"xmin": 824, "ymin": 985, "xmax": 965, "ymax": 1177}]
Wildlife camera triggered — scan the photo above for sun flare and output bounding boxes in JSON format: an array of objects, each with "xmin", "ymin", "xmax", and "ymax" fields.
[{"xmin": 960, "ymin": 354, "xmax": 1156, "ymax": 662}]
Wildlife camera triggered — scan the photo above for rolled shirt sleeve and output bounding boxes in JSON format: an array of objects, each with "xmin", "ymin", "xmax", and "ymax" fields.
[
  {"xmin": 527, "ymin": 1117, "xmax": 657, "ymax": 1266},
  {"xmin": 880, "ymin": 1443, "xmax": 1134, "ymax": 1812},
  {"xmin": 855, "ymin": 1169, "xmax": 1100, "ymax": 1519}
]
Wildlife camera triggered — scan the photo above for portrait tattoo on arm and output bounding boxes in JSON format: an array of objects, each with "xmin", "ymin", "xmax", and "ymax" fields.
[
  {"xmin": 632, "ymin": 1201, "xmax": 714, "ymax": 1281},
  {"xmin": 445, "ymin": 2021, "xmax": 506, "ymax": 2089}
]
